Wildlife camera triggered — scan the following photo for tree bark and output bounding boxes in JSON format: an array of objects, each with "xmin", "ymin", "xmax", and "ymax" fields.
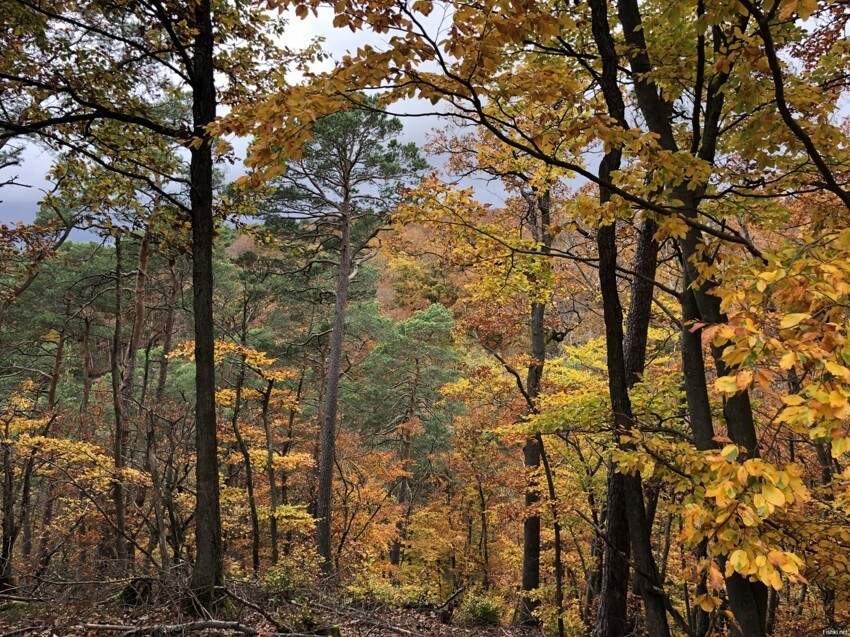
[
  {"xmin": 588, "ymin": 0, "xmax": 667, "ymax": 633},
  {"xmin": 261, "ymin": 380, "xmax": 279, "ymax": 565},
  {"xmin": 230, "ymin": 352, "xmax": 260, "ymax": 575},
  {"xmin": 390, "ymin": 359, "xmax": 419, "ymax": 567},
  {"xmin": 0, "ymin": 421, "xmax": 16, "ymax": 591},
  {"xmin": 316, "ymin": 200, "xmax": 352, "ymax": 575},
  {"xmin": 148, "ymin": 257, "xmax": 178, "ymax": 576},
  {"xmin": 111, "ymin": 235, "xmax": 129, "ymax": 566},
  {"xmin": 188, "ymin": 0, "xmax": 222, "ymax": 609},
  {"xmin": 519, "ymin": 190, "xmax": 551, "ymax": 624}
]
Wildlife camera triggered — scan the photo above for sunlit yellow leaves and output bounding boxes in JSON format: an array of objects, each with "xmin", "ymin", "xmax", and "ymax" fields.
[
  {"xmin": 779, "ymin": 351, "xmax": 796, "ymax": 369},
  {"xmin": 832, "ymin": 437, "xmax": 850, "ymax": 457},
  {"xmin": 761, "ymin": 484, "xmax": 787, "ymax": 507},
  {"xmin": 825, "ymin": 361, "xmax": 850, "ymax": 382},
  {"xmin": 617, "ymin": 430, "xmax": 810, "ymax": 592},
  {"xmin": 715, "ymin": 375, "xmax": 740, "ymax": 394},
  {"xmin": 694, "ymin": 593, "xmax": 723, "ymax": 612},
  {"xmin": 721, "ymin": 444, "xmax": 740, "ymax": 462},
  {"xmin": 657, "ymin": 215, "xmax": 689, "ymax": 240}
]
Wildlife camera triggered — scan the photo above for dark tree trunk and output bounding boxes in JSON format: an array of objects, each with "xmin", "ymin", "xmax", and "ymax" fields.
[
  {"xmin": 81, "ymin": 317, "xmax": 92, "ymax": 419},
  {"xmin": 188, "ymin": 0, "xmax": 222, "ymax": 609},
  {"xmin": 230, "ymin": 350, "xmax": 260, "ymax": 575},
  {"xmin": 519, "ymin": 433, "xmax": 541, "ymax": 622},
  {"xmin": 588, "ymin": 0, "xmax": 667, "ymax": 633},
  {"xmin": 148, "ymin": 257, "xmax": 178, "ymax": 575},
  {"xmin": 261, "ymin": 380, "xmax": 279, "ymax": 565},
  {"xmin": 111, "ymin": 235, "xmax": 128, "ymax": 566},
  {"xmin": 390, "ymin": 359, "xmax": 419, "ymax": 567},
  {"xmin": 316, "ymin": 201, "xmax": 352, "ymax": 575},
  {"xmin": 0, "ymin": 425, "xmax": 16, "ymax": 592},
  {"xmin": 539, "ymin": 435, "xmax": 565, "ymax": 637},
  {"xmin": 520, "ymin": 190, "xmax": 551, "ymax": 623},
  {"xmin": 596, "ymin": 219, "xmax": 671, "ymax": 637}
]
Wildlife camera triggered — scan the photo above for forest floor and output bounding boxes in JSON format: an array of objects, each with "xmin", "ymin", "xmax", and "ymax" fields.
[{"xmin": 0, "ymin": 593, "xmax": 544, "ymax": 637}]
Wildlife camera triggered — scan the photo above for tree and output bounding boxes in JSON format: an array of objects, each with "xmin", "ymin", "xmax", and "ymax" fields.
[
  {"xmin": 342, "ymin": 303, "xmax": 459, "ymax": 566},
  {"xmin": 0, "ymin": 0, "xmax": 296, "ymax": 609},
  {"xmin": 261, "ymin": 100, "xmax": 426, "ymax": 574}
]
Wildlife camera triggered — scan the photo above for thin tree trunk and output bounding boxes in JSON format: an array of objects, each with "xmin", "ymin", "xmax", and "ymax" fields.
[
  {"xmin": 147, "ymin": 258, "xmax": 178, "ymax": 576},
  {"xmin": 476, "ymin": 480, "xmax": 490, "ymax": 589},
  {"xmin": 538, "ymin": 435, "xmax": 565, "ymax": 637},
  {"xmin": 390, "ymin": 359, "xmax": 419, "ymax": 567},
  {"xmin": 0, "ymin": 420, "xmax": 16, "ymax": 592},
  {"xmin": 520, "ymin": 190, "xmax": 551, "ymax": 624},
  {"xmin": 121, "ymin": 232, "xmax": 151, "ymax": 421},
  {"xmin": 230, "ymin": 352, "xmax": 260, "ymax": 575},
  {"xmin": 261, "ymin": 380, "xmax": 279, "ymax": 565},
  {"xmin": 119, "ymin": 232, "xmax": 151, "ymax": 571},
  {"xmin": 81, "ymin": 317, "xmax": 92, "ymax": 419},
  {"xmin": 111, "ymin": 235, "xmax": 128, "ymax": 566},
  {"xmin": 316, "ymin": 201, "xmax": 352, "ymax": 575}
]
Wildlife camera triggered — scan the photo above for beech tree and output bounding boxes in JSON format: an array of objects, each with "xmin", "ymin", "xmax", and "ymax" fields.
[{"xmin": 0, "ymin": 0, "xmax": 315, "ymax": 609}]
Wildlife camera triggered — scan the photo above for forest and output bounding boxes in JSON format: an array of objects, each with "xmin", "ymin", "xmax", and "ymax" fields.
[{"xmin": 0, "ymin": 0, "xmax": 849, "ymax": 635}]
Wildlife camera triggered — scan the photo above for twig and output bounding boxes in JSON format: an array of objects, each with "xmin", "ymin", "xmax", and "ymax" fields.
[
  {"xmin": 0, "ymin": 594, "xmax": 44, "ymax": 602},
  {"xmin": 219, "ymin": 586, "xmax": 291, "ymax": 632},
  {"xmin": 437, "ymin": 586, "xmax": 465, "ymax": 609},
  {"xmin": 0, "ymin": 628, "xmax": 37, "ymax": 637},
  {"xmin": 306, "ymin": 601, "xmax": 421, "ymax": 637},
  {"xmin": 83, "ymin": 621, "xmax": 259, "ymax": 636}
]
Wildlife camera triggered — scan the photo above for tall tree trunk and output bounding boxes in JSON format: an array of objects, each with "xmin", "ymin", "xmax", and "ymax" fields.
[
  {"xmin": 47, "ymin": 328, "xmax": 65, "ymax": 409},
  {"xmin": 612, "ymin": 0, "xmax": 767, "ymax": 626},
  {"xmin": 588, "ymin": 0, "xmax": 667, "ymax": 632},
  {"xmin": 261, "ymin": 380, "xmax": 279, "ymax": 565},
  {"xmin": 230, "ymin": 351, "xmax": 260, "ymax": 575},
  {"xmin": 538, "ymin": 435, "xmax": 565, "ymax": 637},
  {"xmin": 316, "ymin": 201, "xmax": 352, "ymax": 575},
  {"xmin": 476, "ymin": 480, "xmax": 490, "ymax": 588},
  {"xmin": 390, "ymin": 358, "xmax": 419, "ymax": 567},
  {"xmin": 22, "ymin": 329, "xmax": 64, "ymax": 567},
  {"xmin": 111, "ymin": 235, "xmax": 128, "ymax": 566},
  {"xmin": 147, "ymin": 257, "xmax": 178, "ymax": 576},
  {"xmin": 81, "ymin": 317, "xmax": 92, "ymax": 420},
  {"xmin": 119, "ymin": 231, "xmax": 151, "ymax": 571},
  {"xmin": 121, "ymin": 232, "xmax": 151, "ymax": 420},
  {"xmin": 596, "ymin": 218, "xmax": 671, "ymax": 637},
  {"xmin": 0, "ymin": 421, "xmax": 16, "ymax": 592},
  {"xmin": 188, "ymin": 0, "xmax": 222, "ymax": 609},
  {"xmin": 520, "ymin": 190, "xmax": 551, "ymax": 623}
]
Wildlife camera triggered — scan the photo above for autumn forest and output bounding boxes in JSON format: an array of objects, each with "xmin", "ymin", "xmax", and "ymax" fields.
[{"xmin": 0, "ymin": 0, "xmax": 849, "ymax": 635}]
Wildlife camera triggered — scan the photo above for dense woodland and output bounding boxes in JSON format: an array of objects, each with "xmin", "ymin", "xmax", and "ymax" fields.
[{"xmin": 1, "ymin": 0, "xmax": 850, "ymax": 635}]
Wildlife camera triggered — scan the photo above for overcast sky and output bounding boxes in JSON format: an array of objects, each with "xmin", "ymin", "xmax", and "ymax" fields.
[{"xmin": 0, "ymin": 8, "xmax": 508, "ymax": 229}]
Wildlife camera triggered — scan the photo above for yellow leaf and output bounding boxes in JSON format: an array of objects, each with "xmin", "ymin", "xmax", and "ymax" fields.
[
  {"xmin": 825, "ymin": 361, "xmax": 850, "ymax": 381},
  {"xmin": 779, "ymin": 351, "xmax": 796, "ymax": 370},
  {"xmin": 761, "ymin": 484, "xmax": 786, "ymax": 507},
  {"xmin": 832, "ymin": 437, "xmax": 850, "ymax": 457},
  {"xmin": 730, "ymin": 549, "xmax": 749, "ymax": 571},
  {"xmin": 721, "ymin": 444, "xmax": 739, "ymax": 462},
  {"xmin": 715, "ymin": 376, "xmax": 740, "ymax": 395},
  {"xmin": 779, "ymin": 313, "xmax": 810, "ymax": 329},
  {"xmin": 695, "ymin": 593, "xmax": 722, "ymax": 612}
]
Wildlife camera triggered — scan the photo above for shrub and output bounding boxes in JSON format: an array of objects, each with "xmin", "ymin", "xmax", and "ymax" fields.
[{"xmin": 460, "ymin": 591, "xmax": 502, "ymax": 625}]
